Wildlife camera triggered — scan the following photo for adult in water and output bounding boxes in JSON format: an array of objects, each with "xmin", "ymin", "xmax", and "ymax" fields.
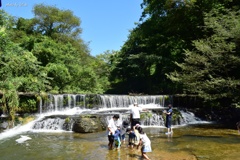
[
  {"xmin": 164, "ymin": 104, "xmax": 173, "ymax": 134},
  {"xmin": 107, "ymin": 114, "xmax": 121, "ymax": 149},
  {"xmin": 130, "ymin": 102, "xmax": 144, "ymax": 129}
]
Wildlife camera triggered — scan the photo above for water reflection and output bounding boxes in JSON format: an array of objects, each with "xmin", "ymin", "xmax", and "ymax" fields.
[{"xmin": 167, "ymin": 132, "xmax": 173, "ymax": 142}]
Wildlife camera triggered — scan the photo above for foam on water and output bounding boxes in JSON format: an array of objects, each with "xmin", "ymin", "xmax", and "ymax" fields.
[
  {"xmin": 97, "ymin": 103, "xmax": 165, "ymax": 112},
  {"xmin": 15, "ymin": 135, "xmax": 32, "ymax": 143},
  {"xmin": 0, "ymin": 104, "xmax": 210, "ymax": 140},
  {"xmin": 0, "ymin": 107, "xmax": 90, "ymax": 140}
]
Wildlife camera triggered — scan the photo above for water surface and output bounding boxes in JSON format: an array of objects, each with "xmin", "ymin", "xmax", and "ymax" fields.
[{"xmin": 0, "ymin": 124, "xmax": 239, "ymax": 160}]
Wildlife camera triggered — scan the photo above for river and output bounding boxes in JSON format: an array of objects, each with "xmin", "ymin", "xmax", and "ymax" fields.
[
  {"xmin": 0, "ymin": 123, "xmax": 239, "ymax": 160},
  {"xmin": 0, "ymin": 94, "xmax": 239, "ymax": 160}
]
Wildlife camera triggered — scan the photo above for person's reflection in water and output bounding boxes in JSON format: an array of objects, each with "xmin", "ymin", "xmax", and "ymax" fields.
[
  {"xmin": 167, "ymin": 131, "xmax": 173, "ymax": 142},
  {"xmin": 117, "ymin": 149, "xmax": 121, "ymax": 160}
]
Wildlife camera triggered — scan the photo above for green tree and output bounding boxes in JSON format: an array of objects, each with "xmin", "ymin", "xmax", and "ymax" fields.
[
  {"xmin": 109, "ymin": 0, "xmax": 240, "ymax": 94},
  {"xmin": 33, "ymin": 4, "xmax": 81, "ymax": 37},
  {"xmin": 0, "ymin": 25, "xmax": 49, "ymax": 124},
  {"xmin": 167, "ymin": 8, "xmax": 240, "ymax": 108}
]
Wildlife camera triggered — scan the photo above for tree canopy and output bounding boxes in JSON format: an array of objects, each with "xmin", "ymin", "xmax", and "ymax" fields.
[
  {"xmin": 107, "ymin": 0, "xmax": 240, "ymax": 109},
  {"xmin": 167, "ymin": 8, "xmax": 240, "ymax": 108},
  {"xmin": 0, "ymin": 4, "xmax": 111, "ymax": 121},
  {"xmin": 1, "ymin": 1, "xmax": 240, "ymax": 122}
]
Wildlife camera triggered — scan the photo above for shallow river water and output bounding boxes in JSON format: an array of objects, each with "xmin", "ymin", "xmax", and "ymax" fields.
[{"xmin": 0, "ymin": 123, "xmax": 239, "ymax": 160}]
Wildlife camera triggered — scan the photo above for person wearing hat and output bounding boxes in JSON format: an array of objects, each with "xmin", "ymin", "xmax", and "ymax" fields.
[{"xmin": 107, "ymin": 114, "xmax": 120, "ymax": 149}]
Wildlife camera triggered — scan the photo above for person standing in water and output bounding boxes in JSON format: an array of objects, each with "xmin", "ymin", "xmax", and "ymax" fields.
[
  {"xmin": 137, "ymin": 127, "xmax": 152, "ymax": 160},
  {"xmin": 130, "ymin": 102, "xmax": 142, "ymax": 129},
  {"xmin": 113, "ymin": 126, "xmax": 122, "ymax": 149},
  {"xmin": 107, "ymin": 114, "xmax": 120, "ymax": 149},
  {"xmin": 130, "ymin": 102, "xmax": 148, "ymax": 129},
  {"xmin": 164, "ymin": 104, "xmax": 173, "ymax": 134},
  {"xmin": 121, "ymin": 120, "xmax": 129, "ymax": 143}
]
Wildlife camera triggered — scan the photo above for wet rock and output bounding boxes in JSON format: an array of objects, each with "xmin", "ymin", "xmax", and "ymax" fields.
[
  {"xmin": 72, "ymin": 114, "xmax": 106, "ymax": 133},
  {"xmin": 0, "ymin": 121, "xmax": 8, "ymax": 129}
]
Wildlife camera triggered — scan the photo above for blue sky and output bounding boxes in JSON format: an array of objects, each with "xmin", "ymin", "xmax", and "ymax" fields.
[{"xmin": 1, "ymin": 0, "xmax": 143, "ymax": 56}]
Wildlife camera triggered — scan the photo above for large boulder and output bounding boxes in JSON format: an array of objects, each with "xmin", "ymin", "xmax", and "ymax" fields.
[{"xmin": 72, "ymin": 114, "xmax": 107, "ymax": 133}]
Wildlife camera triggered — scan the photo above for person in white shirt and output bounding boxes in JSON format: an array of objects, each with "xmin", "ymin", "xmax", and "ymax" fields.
[
  {"xmin": 107, "ymin": 114, "xmax": 120, "ymax": 149},
  {"xmin": 130, "ymin": 102, "xmax": 148, "ymax": 128},
  {"xmin": 137, "ymin": 127, "xmax": 152, "ymax": 160}
]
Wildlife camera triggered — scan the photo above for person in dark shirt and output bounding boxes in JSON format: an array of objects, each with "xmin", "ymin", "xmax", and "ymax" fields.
[
  {"xmin": 126, "ymin": 127, "xmax": 136, "ymax": 148},
  {"xmin": 164, "ymin": 104, "xmax": 173, "ymax": 134}
]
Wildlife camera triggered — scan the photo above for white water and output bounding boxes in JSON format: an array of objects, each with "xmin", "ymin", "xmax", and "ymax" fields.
[
  {"xmin": 180, "ymin": 110, "xmax": 210, "ymax": 124},
  {"xmin": 15, "ymin": 135, "xmax": 32, "ymax": 143},
  {"xmin": 97, "ymin": 103, "xmax": 165, "ymax": 112},
  {"xmin": 0, "ymin": 95, "xmax": 209, "ymax": 140},
  {"xmin": 0, "ymin": 107, "xmax": 90, "ymax": 140}
]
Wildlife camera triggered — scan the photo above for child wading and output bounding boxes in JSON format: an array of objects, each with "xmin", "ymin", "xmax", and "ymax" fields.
[
  {"xmin": 137, "ymin": 127, "xmax": 152, "ymax": 160},
  {"xmin": 127, "ymin": 127, "xmax": 137, "ymax": 148},
  {"xmin": 114, "ymin": 126, "xmax": 122, "ymax": 149},
  {"xmin": 121, "ymin": 120, "xmax": 129, "ymax": 143}
]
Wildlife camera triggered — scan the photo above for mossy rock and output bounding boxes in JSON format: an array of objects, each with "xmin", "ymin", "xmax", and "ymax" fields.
[{"xmin": 72, "ymin": 114, "xmax": 106, "ymax": 133}]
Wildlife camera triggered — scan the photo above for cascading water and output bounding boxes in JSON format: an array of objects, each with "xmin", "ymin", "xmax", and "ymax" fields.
[
  {"xmin": 39, "ymin": 94, "xmax": 170, "ymax": 113},
  {"xmin": 34, "ymin": 94, "xmax": 207, "ymax": 130},
  {"xmin": 98, "ymin": 95, "xmax": 167, "ymax": 108},
  {"xmin": 33, "ymin": 117, "xmax": 65, "ymax": 130},
  {"xmin": 32, "ymin": 94, "xmax": 170, "ymax": 131},
  {"xmin": 0, "ymin": 94, "xmax": 208, "ymax": 140}
]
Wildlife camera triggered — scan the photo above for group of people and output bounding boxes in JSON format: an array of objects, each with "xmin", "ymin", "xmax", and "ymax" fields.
[{"xmin": 107, "ymin": 102, "xmax": 173, "ymax": 160}]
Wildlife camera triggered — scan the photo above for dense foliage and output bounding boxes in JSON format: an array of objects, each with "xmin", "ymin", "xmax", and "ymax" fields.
[
  {"xmin": 108, "ymin": 0, "xmax": 240, "ymax": 108},
  {"xmin": 0, "ymin": 5, "xmax": 111, "ymax": 122},
  {"xmin": 168, "ymin": 8, "xmax": 240, "ymax": 108},
  {"xmin": 1, "ymin": 1, "xmax": 240, "ymax": 123}
]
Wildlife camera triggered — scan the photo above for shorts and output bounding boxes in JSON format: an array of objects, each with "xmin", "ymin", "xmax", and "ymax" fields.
[
  {"xmin": 165, "ymin": 118, "xmax": 172, "ymax": 128},
  {"xmin": 121, "ymin": 134, "xmax": 125, "ymax": 140},
  {"xmin": 141, "ymin": 144, "xmax": 152, "ymax": 153},
  {"xmin": 108, "ymin": 135, "xmax": 114, "ymax": 143},
  {"xmin": 128, "ymin": 138, "xmax": 135, "ymax": 146},
  {"xmin": 132, "ymin": 119, "xmax": 140, "ymax": 127}
]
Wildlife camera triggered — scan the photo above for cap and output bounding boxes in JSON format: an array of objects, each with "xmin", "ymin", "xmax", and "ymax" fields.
[{"xmin": 135, "ymin": 124, "xmax": 140, "ymax": 128}]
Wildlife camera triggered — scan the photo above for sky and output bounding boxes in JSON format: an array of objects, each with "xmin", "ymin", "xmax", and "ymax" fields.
[{"xmin": 1, "ymin": 0, "xmax": 143, "ymax": 56}]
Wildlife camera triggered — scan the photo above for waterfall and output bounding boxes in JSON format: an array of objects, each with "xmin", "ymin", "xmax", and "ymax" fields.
[
  {"xmin": 39, "ymin": 97, "xmax": 42, "ymax": 114},
  {"xmin": 33, "ymin": 118, "xmax": 66, "ymax": 130},
  {"xmin": 39, "ymin": 94, "xmax": 171, "ymax": 113},
  {"xmin": 40, "ymin": 94, "xmax": 87, "ymax": 113},
  {"xmin": 0, "ymin": 94, "xmax": 209, "ymax": 139},
  {"xmin": 180, "ymin": 110, "xmax": 205, "ymax": 124},
  {"xmin": 33, "ymin": 94, "xmax": 209, "ymax": 130},
  {"xmin": 98, "ymin": 95, "xmax": 168, "ymax": 108}
]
